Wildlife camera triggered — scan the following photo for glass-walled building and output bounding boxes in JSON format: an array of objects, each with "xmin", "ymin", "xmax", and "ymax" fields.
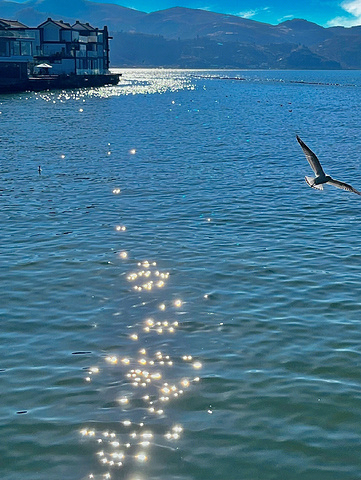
[
  {"xmin": 37, "ymin": 18, "xmax": 111, "ymax": 75},
  {"xmin": 0, "ymin": 17, "xmax": 111, "ymax": 82},
  {"xmin": 0, "ymin": 19, "xmax": 40, "ymax": 85}
]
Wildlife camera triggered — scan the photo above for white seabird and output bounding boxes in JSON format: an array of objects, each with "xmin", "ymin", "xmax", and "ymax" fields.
[{"xmin": 296, "ymin": 135, "xmax": 361, "ymax": 195}]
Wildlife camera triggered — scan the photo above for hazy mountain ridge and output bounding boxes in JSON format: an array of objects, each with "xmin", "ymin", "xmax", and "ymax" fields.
[
  {"xmin": 0, "ymin": 0, "xmax": 145, "ymax": 30},
  {"xmin": 1, "ymin": 0, "xmax": 361, "ymax": 68}
]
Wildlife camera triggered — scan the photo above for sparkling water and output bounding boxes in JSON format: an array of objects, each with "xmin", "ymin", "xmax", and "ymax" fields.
[{"xmin": 2, "ymin": 69, "xmax": 361, "ymax": 480}]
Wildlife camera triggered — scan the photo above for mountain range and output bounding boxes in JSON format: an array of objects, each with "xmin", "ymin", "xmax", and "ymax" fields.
[{"xmin": 2, "ymin": 0, "xmax": 361, "ymax": 69}]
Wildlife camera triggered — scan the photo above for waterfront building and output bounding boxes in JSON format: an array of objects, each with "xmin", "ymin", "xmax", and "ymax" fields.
[
  {"xmin": 0, "ymin": 19, "xmax": 40, "ymax": 86},
  {"xmin": 0, "ymin": 17, "xmax": 117, "ymax": 91},
  {"xmin": 37, "ymin": 18, "xmax": 111, "ymax": 75}
]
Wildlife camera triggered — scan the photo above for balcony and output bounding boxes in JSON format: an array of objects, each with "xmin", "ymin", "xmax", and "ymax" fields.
[{"xmin": 0, "ymin": 30, "xmax": 36, "ymax": 39}]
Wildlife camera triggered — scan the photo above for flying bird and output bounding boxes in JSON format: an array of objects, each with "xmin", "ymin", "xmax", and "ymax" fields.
[{"xmin": 296, "ymin": 135, "xmax": 361, "ymax": 195}]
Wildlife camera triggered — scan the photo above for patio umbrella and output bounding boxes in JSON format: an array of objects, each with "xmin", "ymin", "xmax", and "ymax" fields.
[{"xmin": 35, "ymin": 63, "xmax": 52, "ymax": 69}]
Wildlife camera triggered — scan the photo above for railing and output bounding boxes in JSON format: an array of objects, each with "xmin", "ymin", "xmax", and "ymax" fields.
[
  {"xmin": 76, "ymin": 68, "xmax": 106, "ymax": 75},
  {"xmin": 0, "ymin": 30, "xmax": 37, "ymax": 39}
]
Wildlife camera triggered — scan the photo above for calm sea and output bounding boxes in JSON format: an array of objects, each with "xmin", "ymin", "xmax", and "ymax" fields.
[{"xmin": 2, "ymin": 69, "xmax": 361, "ymax": 480}]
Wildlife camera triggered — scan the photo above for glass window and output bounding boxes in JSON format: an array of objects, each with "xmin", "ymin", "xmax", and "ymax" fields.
[
  {"xmin": 12, "ymin": 41, "xmax": 20, "ymax": 56},
  {"xmin": 0, "ymin": 40, "xmax": 9, "ymax": 56},
  {"xmin": 20, "ymin": 41, "xmax": 32, "ymax": 56}
]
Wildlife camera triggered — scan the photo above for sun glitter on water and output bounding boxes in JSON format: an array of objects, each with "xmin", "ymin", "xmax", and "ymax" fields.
[
  {"xmin": 80, "ymin": 221, "xmax": 203, "ymax": 480},
  {"xmin": 81, "ymin": 311, "xmax": 202, "ymax": 478}
]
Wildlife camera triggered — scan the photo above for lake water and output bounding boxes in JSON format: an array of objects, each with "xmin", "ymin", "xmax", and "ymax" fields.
[{"xmin": 2, "ymin": 68, "xmax": 361, "ymax": 480}]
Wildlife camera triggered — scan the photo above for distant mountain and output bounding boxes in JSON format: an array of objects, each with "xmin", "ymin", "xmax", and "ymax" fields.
[
  {"xmin": 109, "ymin": 32, "xmax": 341, "ymax": 69},
  {"xmin": 2, "ymin": 1, "xmax": 361, "ymax": 68},
  {"xmin": 131, "ymin": 8, "xmax": 335, "ymax": 46},
  {"xmin": 0, "ymin": 0, "xmax": 144, "ymax": 30}
]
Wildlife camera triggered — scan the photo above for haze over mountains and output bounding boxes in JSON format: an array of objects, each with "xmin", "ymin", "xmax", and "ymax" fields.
[{"xmin": 3, "ymin": 0, "xmax": 361, "ymax": 68}]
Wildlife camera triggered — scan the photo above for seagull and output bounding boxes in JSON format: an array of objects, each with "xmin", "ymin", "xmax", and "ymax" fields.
[{"xmin": 296, "ymin": 135, "xmax": 361, "ymax": 195}]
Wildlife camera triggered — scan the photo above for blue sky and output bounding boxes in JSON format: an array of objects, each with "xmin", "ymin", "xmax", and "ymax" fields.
[
  {"xmin": 106, "ymin": 0, "xmax": 361, "ymax": 27},
  {"xmin": 14, "ymin": 0, "xmax": 361, "ymax": 27}
]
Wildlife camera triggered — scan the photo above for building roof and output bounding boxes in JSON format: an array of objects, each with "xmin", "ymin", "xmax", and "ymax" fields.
[
  {"xmin": 38, "ymin": 18, "xmax": 72, "ymax": 29},
  {"xmin": 0, "ymin": 19, "xmax": 28, "ymax": 29},
  {"xmin": 72, "ymin": 21, "xmax": 96, "ymax": 31}
]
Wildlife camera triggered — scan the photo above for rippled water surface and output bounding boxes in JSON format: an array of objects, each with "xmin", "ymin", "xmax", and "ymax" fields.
[{"xmin": 2, "ymin": 69, "xmax": 361, "ymax": 480}]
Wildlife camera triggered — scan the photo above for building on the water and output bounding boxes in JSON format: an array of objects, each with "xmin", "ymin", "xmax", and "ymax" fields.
[
  {"xmin": 0, "ymin": 17, "xmax": 119, "ymax": 92},
  {"xmin": 0, "ymin": 19, "xmax": 40, "ymax": 85}
]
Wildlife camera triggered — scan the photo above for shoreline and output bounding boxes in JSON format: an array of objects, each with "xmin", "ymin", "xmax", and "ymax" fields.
[{"xmin": 0, "ymin": 72, "xmax": 121, "ymax": 94}]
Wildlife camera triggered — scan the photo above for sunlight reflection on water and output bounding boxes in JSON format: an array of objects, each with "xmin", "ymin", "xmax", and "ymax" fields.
[
  {"xmin": 32, "ymin": 69, "xmax": 196, "ymax": 103},
  {"xmin": 79, "ymin": 190, "xmax": 202, "ymax": 480},
  {"xmin": 5, "ymin": 69, "xmax": 361, "ymax": 480}
]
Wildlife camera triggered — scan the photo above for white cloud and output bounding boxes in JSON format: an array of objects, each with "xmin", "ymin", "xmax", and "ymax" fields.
[
  {"xmin": 236, "ymin": 7, "xmax": 270, "ymax": 20},
  {"xmin": 277, "ymin": 14, "xmax": 295, "ymax": 23},
  {"xmin": 327, "ymin": 0, "xmax": 361, "ymax": 26},
  {"xmin": 237, "ymin": 9, "xmax": 258, "ymax": 19},
  {"xmin": 342, "ymin": 0, "xmax": 361, "ymax": 16}
]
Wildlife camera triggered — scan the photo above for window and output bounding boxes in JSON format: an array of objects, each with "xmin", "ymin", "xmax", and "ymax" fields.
[
  {"xmin": 20, "ymin": 41, "xmax": 32, "ymax": 56},
  {"xmin": 12, "ymin": 41, "xmax": 20, "ymax": 56},
  {"xmin": 0, "ymin": 40, "xmax": 9, "ymax": 57}
]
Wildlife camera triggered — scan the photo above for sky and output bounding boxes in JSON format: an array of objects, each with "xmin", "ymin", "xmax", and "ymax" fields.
[
  {"xmin": 107, "ymin": 0, "xmax": 361, "ymax": 27},
  {"xmin": 13, "ymin": 0, "xmax": 361, "ymax": 27}
]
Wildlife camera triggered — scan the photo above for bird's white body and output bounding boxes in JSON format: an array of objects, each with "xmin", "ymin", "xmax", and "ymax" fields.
[{"xmin": 305, "ymin": 174, "xmax": 332, "ymax": 190}]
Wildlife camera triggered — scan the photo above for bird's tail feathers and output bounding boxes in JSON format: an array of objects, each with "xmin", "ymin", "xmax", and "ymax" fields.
[{"xmin": 305, "ymin": 176, "xmax": 323, "ymax": 190}]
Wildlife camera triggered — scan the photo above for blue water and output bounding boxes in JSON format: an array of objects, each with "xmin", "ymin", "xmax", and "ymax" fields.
[{"xmin": 2, "ymin": 69, "xmax": 361, "ymax": 480}]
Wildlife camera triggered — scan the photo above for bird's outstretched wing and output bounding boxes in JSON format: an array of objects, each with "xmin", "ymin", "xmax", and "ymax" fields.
[
  {"xmin": 327, "ymin": 178, "xmax": 361, "ymax": 196},
  {"xmin": 296, "ymin": 135, "xmax": 325, "ymax": 176}
]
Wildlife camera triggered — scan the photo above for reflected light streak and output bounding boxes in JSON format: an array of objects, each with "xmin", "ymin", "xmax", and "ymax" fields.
[
  {"xmin": 81, "ymin": 250, "xmax": 203, "ymax": 479},
  {"xmin": 105, "ymin": 356, "xmax": 118, "ymax": 365},
  {"xmin": 135, "ymin": 453, "xmax": 147, "ymax": 462},
  {"xmin": 126, "ymin": 262, "xmax": 169, "ymax": 292},
  {"xmin": 35, "ymin": 69, "xmax": 196, "ymax": 100}
]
